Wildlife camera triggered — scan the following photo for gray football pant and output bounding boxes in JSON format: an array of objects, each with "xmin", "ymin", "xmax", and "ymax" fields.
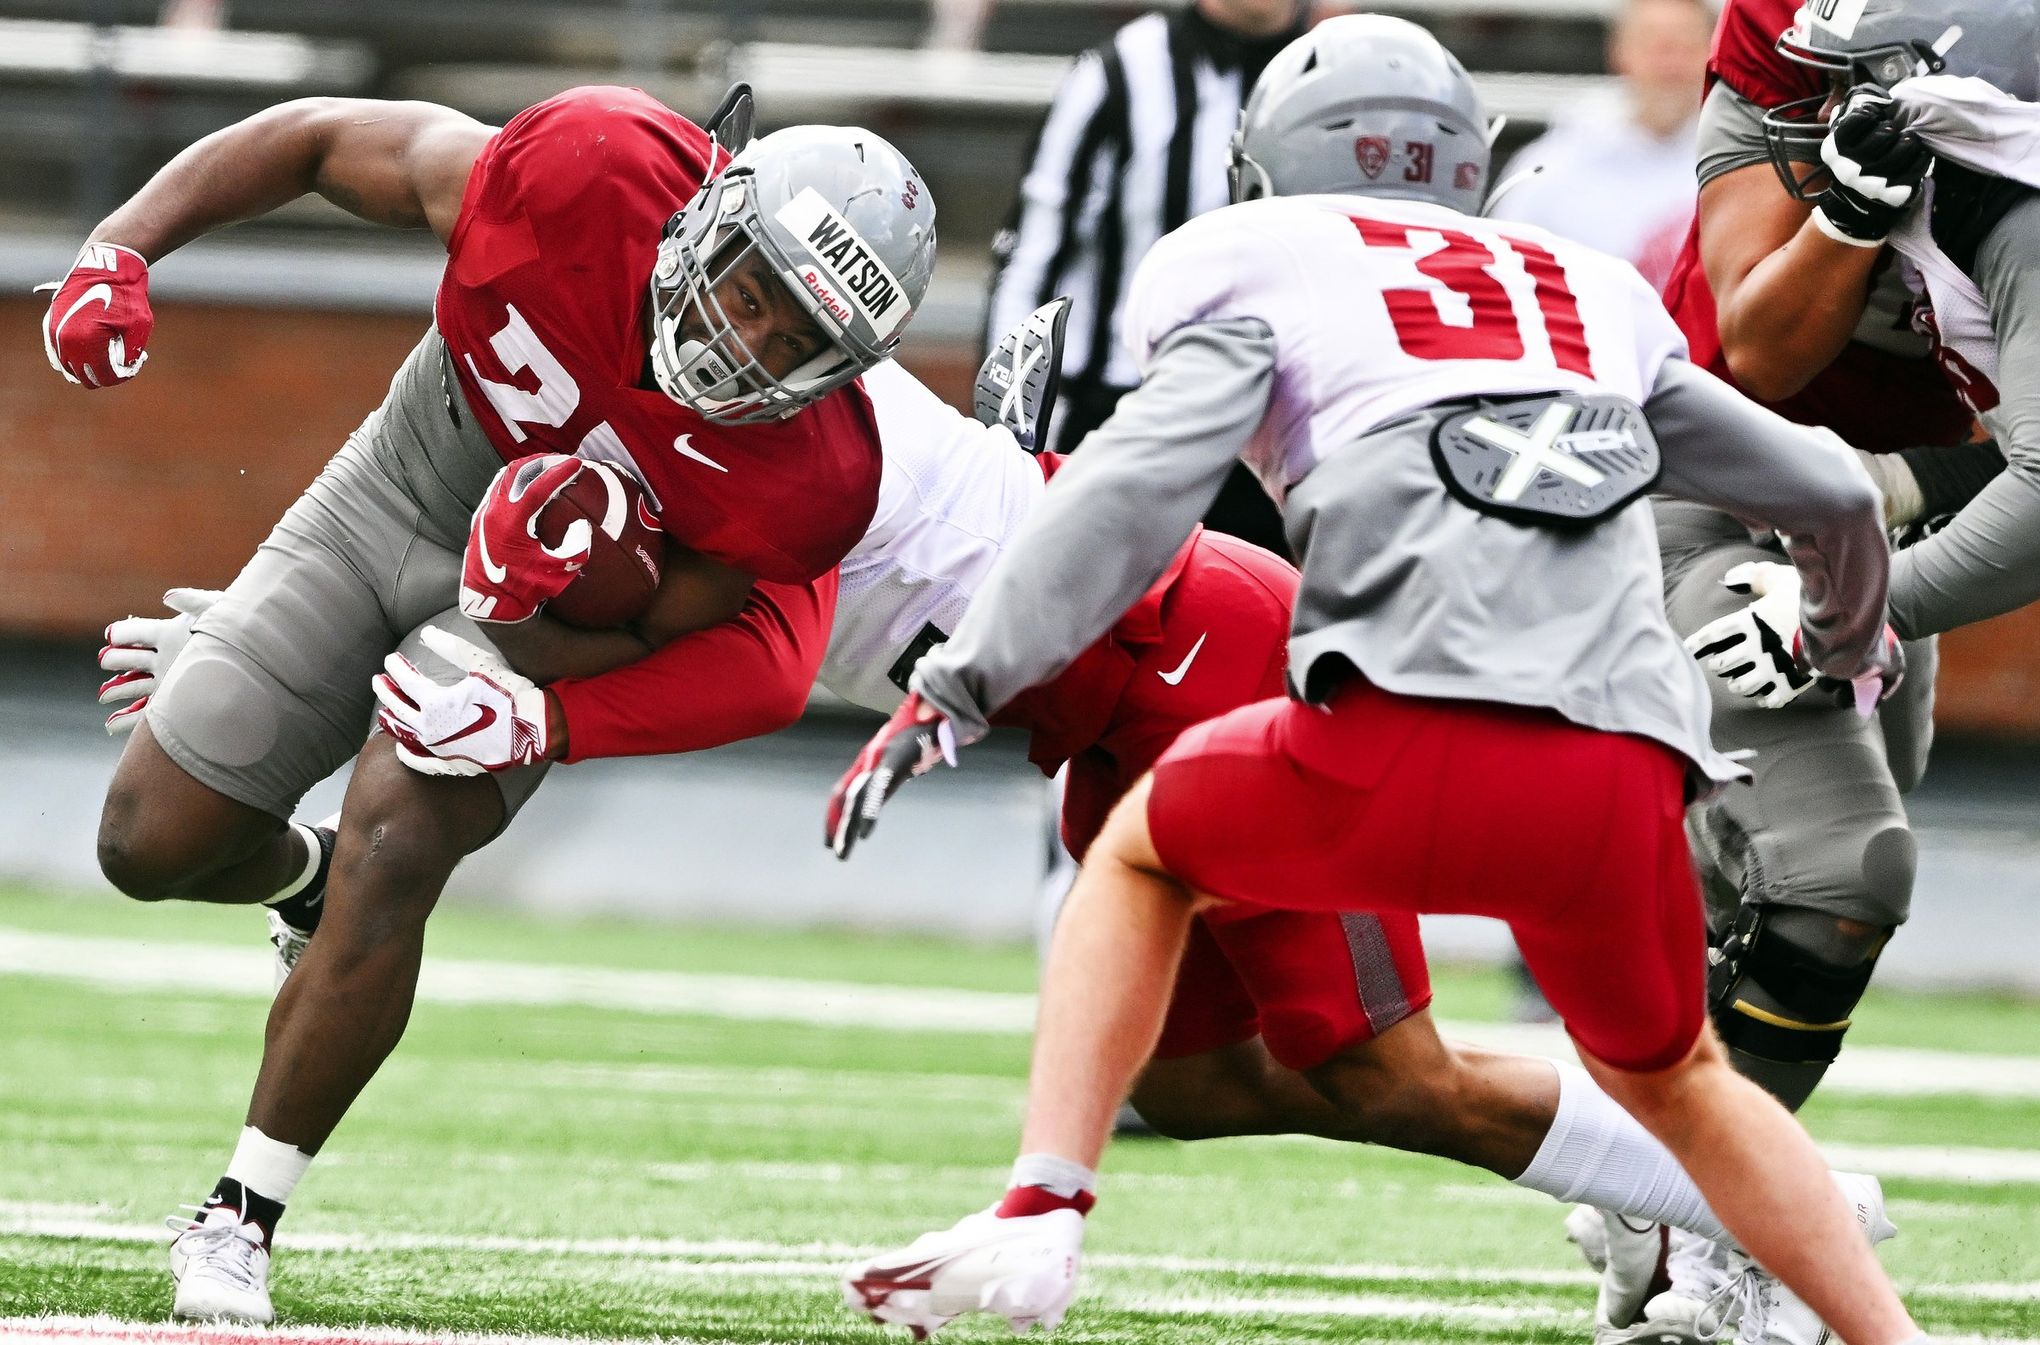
[
  {"xmin": 1656, "ymin": 501, "xmax": 1931, "ymax": 1105},
  {"xmin": 149, "ymin": 434, "xmax": 546, "ymax": 827}
]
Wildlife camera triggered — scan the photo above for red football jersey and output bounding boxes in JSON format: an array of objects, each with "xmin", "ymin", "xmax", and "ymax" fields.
[
  {"xmin": 437, "ymin": 86, "xmax": 882, "ymax": 585},
  {"xmin": 1659, "ymin": 0, "xmax": 1971, "ymax": 451}
]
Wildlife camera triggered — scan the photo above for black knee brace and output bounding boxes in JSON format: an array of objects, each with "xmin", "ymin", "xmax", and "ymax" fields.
[{"xmin": 1707, "ymin": 905, "xmax": 1891, "ymax": 1065}]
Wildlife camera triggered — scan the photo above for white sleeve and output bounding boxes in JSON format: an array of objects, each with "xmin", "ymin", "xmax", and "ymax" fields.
[{"xmin": 1121, "ymin": 210, "xmax": 1287, "ymax": 377}]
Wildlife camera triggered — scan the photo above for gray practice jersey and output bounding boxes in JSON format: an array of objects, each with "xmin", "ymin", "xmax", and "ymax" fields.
[
  {"xmin": 909, "ymin": 195, "xmax": 1892, "ymax": 791},
  {"xmin": 1884, "ymin": 189, "xmax": 2040, "ymax": 636}
]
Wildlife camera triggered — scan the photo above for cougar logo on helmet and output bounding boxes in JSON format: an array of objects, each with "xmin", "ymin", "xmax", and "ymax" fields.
[{"xmin": 1228, "ymin": 14, "xmax": 1492, "ymax": 214}]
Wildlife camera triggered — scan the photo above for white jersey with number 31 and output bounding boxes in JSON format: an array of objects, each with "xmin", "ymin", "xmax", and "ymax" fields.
[{"xmin": 1122, "ymin": 194, "xmax": 1689, "ymax": 503}]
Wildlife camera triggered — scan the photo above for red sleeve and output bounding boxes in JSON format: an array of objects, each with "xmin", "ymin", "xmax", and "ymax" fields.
[
  {"xmin": 1707, "ymin": 0, "xmax": 1823, "ymax": 106},
  {"xmin": 548, "ymin": 571, "xmax": 837, "ymax": 762}
]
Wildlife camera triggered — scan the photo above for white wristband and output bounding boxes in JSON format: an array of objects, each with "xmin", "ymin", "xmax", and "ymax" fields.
[{"xmin": 1811, "ymin": 208, "xmax": 1885, "ymax": 249}]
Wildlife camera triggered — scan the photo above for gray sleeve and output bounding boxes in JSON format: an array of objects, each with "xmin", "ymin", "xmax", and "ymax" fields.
[
  {"xmin": 1647, "ymin": 359, "xmax": 1892, "ymax": 677},
  {"xmin": 910, "ymin": 318, "xmax": 1277, "ymax": 739},
  {"xmin": 1883, "ymin": 195, "xmax": 2040, "ymax": 638},
  {"xmin": 1696, "ymin": 83, "xmax": 1782, "ymax": 189}
]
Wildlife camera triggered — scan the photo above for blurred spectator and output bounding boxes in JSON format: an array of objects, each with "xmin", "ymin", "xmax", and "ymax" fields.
[
  {"xmin": 160, "ymin": 0, "xmax": 227, "ymax": 29},
  {"xmin": 984, "ymin": 0, "xmax": 1308, "ymax": 554},
  {"xmin": 926, "ymin": 0, "xmax": 995, "ymax": 51},
  {"xmin": 1489, "ymin": 0, "xmax": 1712, "ymax": 290}
]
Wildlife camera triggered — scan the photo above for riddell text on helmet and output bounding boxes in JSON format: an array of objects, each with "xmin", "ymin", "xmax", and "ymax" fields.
[{"xmin": 776, "ymin": 189, "xmax": 908, "ymax": 339}]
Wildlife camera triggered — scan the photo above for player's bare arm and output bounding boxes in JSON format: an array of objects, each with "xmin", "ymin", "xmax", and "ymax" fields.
[
  {"xmin": 42, "ymin": 99, "xmax": 494, "ymax": 388},
  {"xmin": 1701, "ymin": 162, "xmax": 1883, "ymax": 401},
  {"xmin": 94, "ymin": 98, "xmax": 495, "ymax": 258}
]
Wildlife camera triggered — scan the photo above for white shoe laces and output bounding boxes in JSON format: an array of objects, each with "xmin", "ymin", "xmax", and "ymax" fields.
[
  {"xmin": 1691, "ymin": 1258, "xmax": 1769, "ymax": 1344},
  {"xmin": 166, "ymin": 1205, "xmax": 267, "ymax": 1292}
]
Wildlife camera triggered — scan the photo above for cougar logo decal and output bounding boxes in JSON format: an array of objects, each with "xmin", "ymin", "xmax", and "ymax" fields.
[{"xmin": 1355, "ymin": 137, "xmax": 1392, "ymax": 180}]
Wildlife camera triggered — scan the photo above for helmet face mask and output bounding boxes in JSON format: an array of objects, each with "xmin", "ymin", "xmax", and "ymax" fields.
[
  {"xmin": 647, "ymin": 123, "xmax": 937, "ymax": 425},
  {"xmin": 650, "ymin": 187, "xmax": 852, "ymax": 425},
  {"xmin": 1760, "ymin": 0, "xmax": 2039, "ymax": 201}
]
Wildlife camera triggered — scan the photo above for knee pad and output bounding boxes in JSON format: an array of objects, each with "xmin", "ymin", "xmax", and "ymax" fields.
[{"xmin": 1707, "ymin": 904, "xmax": 1891, "ymax": 1065}]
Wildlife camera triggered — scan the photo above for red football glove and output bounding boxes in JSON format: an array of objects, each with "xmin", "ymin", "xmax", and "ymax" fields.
[
  {"xmin": 826, "ymin": 692, "xmax": 958, "ymax": 859},
  {"xmin": 39, "ymin": 242, "xmax": 153, "ymax": 388},
  {"xmin": 459, "ymin": 454, "xmax": 592, "ymax": 623}
]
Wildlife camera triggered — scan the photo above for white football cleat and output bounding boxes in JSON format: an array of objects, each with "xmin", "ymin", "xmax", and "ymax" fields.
[
  {"xmin": 166, "ymin": 1201, "xmax": 274, "ymax": 1323},
  {"xmin": 1733, "ymin": 1172, "xmax": 1898, "ymax": 1345},
  {"xmin": 1604, "ymin": 1227, "xmax": 1738, "ymax": 1344},
  {"xmin": 1601, "ymin": 1172, "xmax": 1898, "ymax": 1345},
  {"xmin": 1569, "ymin": 1206, "xmax": 1671, "ymax": 1335},
  {"xmin": 844, "ymin": 1206, "xmax": 1084, "ymax": 1340}
]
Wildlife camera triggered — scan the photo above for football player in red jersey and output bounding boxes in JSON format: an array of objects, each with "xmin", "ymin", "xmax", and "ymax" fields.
[{"xmin": 44, "ymin": 82, "xmax": 933, "ymax": 1321}]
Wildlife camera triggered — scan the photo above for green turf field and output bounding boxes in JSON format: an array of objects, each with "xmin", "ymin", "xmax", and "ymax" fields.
[{"xmin": 2, "ymin": 882, "xmax": 2036, "ymax": 1343}]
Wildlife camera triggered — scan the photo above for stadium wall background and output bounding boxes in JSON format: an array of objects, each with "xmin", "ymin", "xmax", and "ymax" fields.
[{"xmin": 3, "ymin": 293, "xmax": 2037, "ymax": 737}]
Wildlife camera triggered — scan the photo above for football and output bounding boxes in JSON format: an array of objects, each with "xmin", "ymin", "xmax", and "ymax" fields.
[{"xmin": 535, "ymin": 461, "xmax": 667, "ymax": 629}]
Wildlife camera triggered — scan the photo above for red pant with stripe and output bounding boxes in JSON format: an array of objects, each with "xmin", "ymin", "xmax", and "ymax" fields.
[
  {"xmin": 1146, "ymin": 678, "xmax": 1708, "ymax": 1073},
  {"xmin": 1006, "ymin": 529, "xmax": 1432, "ymax": 1072}
]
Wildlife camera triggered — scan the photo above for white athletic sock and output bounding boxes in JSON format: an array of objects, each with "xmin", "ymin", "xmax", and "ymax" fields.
[
  {"xmin": 225, "ymin": 1125, "xmax": 313, "ymax": 1204},
  {"xmin": 265, "ymin": 823, "xmax": 324, "ymax": 905},
  {"xmin": 1009, "ymin": 1153, "xmax": 1096, "ymax": 1198},
  {"xmin": 1513, "ymin": 1063, "xmax": 1728, "ymax": 1244}
]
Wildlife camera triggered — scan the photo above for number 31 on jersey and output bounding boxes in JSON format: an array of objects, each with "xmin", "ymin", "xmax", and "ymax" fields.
[{"xmin": 1350, "ymin": 216, "xmax": 1596, "ymax": 378}]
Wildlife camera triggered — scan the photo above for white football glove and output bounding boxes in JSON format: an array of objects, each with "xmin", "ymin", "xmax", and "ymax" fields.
[
  {"xmin": 1684, "ymin": 562, "xmax": 1819, "ymax": 709},
  {"xmin": 844, "ymin": 1205, "xmax": 1085, "ymax": 1339},
  {"xmin": 372, "ymin": 626, "xmax": 550, "ymax": 775},
  {"xmin": 97, "ymin": 587, "xmax": 221, "ymax": 735},
  {"xmin": 1686, "ymin": 561, "xmax": 1899, "ymax": 714}
]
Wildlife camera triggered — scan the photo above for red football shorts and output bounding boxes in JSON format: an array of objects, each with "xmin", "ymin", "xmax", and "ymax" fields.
[
  {"xmin": 1055, "ymin": 532, "xmax": 1431, "ymax": 1072},
  {"xmin": 1147, "ymin": 678, "xmax": 1707, "ymax": 1074}
]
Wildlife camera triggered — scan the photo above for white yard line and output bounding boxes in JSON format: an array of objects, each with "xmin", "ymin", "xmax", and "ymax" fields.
[
  {"xmin": 9, "ymin": 1318, "xmax": 2037, "ymax": 1345},
  {"xmin": 5, "ymin": 1203, "xmax": 2037, "ymax": 1303},
  {"xmin": 4, "ymin": 925, "xmax": 2040, "ymax": 1097}
]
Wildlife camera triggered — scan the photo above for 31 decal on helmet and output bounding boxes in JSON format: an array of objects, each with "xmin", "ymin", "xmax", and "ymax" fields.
[
  {"xmin": 650, "ymin": 117, "xmax": 937, "ymax": 424},
  {"xmin": 1227, "ymin": 13, "xmax": 1496, "ymax": 214},
  {"xmin": 1761, "ymin": 0, "xmax": 2040, "ymax": 198}
]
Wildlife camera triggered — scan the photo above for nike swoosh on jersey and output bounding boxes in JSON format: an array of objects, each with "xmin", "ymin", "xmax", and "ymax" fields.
[
  {"xmin": 436, "ymin": 703, "xmax": 498, "ymax": 746},
  {"xmin": 475, "ymin": 524, "xmax": 508, "ymax": 584},
  {"xmin": 1157, "ymin": 632, "xmax": 1208, "ymax": 687},
  {"xmin": 673, "ymin": 434, "xmax": 729, "ymax": 472}
]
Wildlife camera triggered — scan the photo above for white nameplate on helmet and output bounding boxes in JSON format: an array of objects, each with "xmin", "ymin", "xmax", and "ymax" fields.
[
  {"xmin": 776, "ymin": 188, "xmax": 909, "ymax": 341},
  {"xmin": 1804, "ymin": 0, "xmax": 1868, "ymax": 40}
]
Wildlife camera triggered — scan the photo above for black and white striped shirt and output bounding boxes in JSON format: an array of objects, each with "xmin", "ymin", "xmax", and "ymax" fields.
[{"xmin": 986, "ymin": 6, "xmax": 1304, "ymax": 392}]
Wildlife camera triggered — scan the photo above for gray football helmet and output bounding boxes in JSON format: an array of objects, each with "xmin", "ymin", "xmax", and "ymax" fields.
[
  {"xmin": 1763, "ymin": 0, "xmax": 2040, "ymax": 197},
  {"xmin": 650, "ymin": 120, "xmax": 937, "ymax": 424},
  {"xmin": 1228, "ymin": 14, "xmax": 1491, "ymax": 214}
]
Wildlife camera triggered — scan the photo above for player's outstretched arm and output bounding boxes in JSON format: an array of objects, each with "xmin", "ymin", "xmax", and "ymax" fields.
[
  {"xmin": 909, "ymin": 317, "xmax": 1275, "ymax": 743},
  {"xmin": 42, "ymin": 99, "xmax": 494, "ymax": 388},
  {"xmin": 1650, "ymin": 359, "xmax": 1895, "ymax": 687},
  {"xmin": 95, "ymin": 97, "xmax": 494, "ymax": 259},
  {"xmin": 1884, "ymin": 195, "xmax": 2040, "ymax": 639}
]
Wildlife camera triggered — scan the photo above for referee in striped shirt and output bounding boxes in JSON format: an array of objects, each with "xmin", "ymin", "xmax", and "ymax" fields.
[{"xmin": 986, "ymin": 0, "xmax": 1308, "ymax": 554}]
